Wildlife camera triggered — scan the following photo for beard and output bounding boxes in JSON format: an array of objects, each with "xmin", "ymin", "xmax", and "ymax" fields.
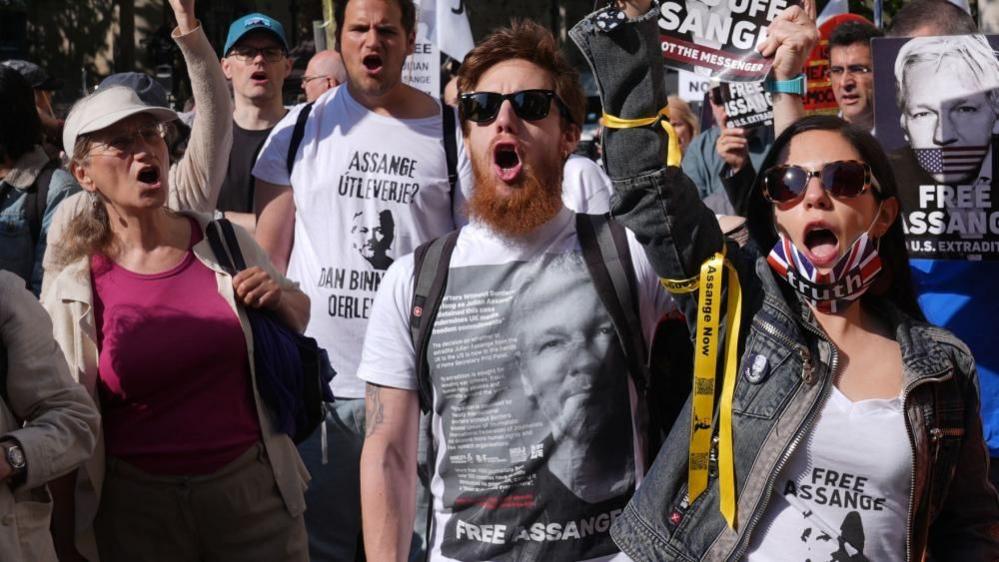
[{"xmin": 468, "ymin": 147, "xmax": 565, "ymax": 239}]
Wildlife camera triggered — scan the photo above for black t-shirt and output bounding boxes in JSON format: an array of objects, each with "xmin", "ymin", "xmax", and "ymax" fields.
[{"xmin": 217, "ymin": 122, "xmax": 274, "ymax": 214}]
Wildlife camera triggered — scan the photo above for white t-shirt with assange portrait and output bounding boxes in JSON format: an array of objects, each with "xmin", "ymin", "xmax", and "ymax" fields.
[
  {"xmin": 253, "ymin": 85, "xmax": 473, "ymax": 399},
  {"xmin": 358, "ymin": 207, "xmax": 675, "ymax": 562}
]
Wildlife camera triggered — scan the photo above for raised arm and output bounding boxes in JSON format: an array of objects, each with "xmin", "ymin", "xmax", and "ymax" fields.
[
  {"xmin": 570, "ymin": 2, "xmax": 724, "ymax": 284},
  {"xmin": 360, "ymin": 384, "xmax": 420, "ymax": 562},
  {"xmin": 166, "ymin": 0, "xmax": 233, "ymax": 213},
  {"xmin": 571, "ymin": 1, "xmax": 816, "ymax": 283},
  {"xmin": 758, "ymin": 0, "xmax": 817, "ymax": 136}
]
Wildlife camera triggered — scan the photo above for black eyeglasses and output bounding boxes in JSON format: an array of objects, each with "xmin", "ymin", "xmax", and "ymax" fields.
[
  {"xmin": 458, "ymin": 89, "xmax": 574, "ymax": 124},
  {"xmin": 763, "ymin": 160, "xmax": 878, "ymax": 203},
  {"xmin": 228, "ymin": 46, "xmax": 286, "ymax": 62}
]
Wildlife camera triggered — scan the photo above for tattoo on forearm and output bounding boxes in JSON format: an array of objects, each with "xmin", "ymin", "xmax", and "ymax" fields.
[{"xmin": 365, "ymin": 383, "xmax": 386, "ymax": 438}]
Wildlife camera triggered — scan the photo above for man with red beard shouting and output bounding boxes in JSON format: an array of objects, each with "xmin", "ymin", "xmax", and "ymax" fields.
[{"xmin": 357, "ymin": 21, "xmax": 674, "ymax": 562}]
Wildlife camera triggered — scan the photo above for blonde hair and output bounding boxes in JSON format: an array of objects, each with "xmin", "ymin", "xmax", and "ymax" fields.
[
  {"xmin": 57, "ymin": 136, "xmax": 117, "ymax": 265},
  {"xmin": 668, "ymin": 96, "xmax": 699, "ymax": 147}
]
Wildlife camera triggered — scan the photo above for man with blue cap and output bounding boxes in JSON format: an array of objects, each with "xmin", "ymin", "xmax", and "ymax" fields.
[{"xmin": 218, "ymin": 12, "xmax": 292, "ymax": 235}]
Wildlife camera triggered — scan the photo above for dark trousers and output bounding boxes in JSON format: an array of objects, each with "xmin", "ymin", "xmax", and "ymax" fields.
[{"xmin": 96, "ymin": 443, "xmax": 308, "ymax": 562}]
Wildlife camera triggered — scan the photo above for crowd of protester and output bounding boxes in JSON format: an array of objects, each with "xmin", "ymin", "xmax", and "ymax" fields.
[{"xmin": 1, "ymin": 0, "xmax": 998, "ymax": 560}]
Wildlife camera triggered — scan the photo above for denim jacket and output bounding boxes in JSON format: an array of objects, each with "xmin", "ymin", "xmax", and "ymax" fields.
[
  {"xmin": 571, "ymin": 6, "xmax": 999, "ymax": 561},
  {"xmin": 0, "ymin": 146, "xmax": 79, "ymax": 295}
]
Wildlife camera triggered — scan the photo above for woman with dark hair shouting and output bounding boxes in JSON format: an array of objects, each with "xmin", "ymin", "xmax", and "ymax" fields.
[{"xmin": 571, "ymin": 1, "xmax": 999, "ymax": 560}]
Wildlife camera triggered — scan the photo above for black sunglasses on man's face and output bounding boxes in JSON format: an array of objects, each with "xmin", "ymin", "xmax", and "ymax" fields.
[{"xmin": 458, "ymin": 89, "xmax": 574, "ymax": 124}]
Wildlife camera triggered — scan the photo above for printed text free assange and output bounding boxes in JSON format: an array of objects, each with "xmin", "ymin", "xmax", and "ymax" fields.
[{"xmin": 453, "ymin": 509, "xmax": 623, "ymax": 544}]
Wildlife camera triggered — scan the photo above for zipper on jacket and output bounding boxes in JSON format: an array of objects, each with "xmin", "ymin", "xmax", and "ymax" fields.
[
  {"xmin": 727, "ymin": 320, "xmax": 836, "ymax": 561},
  {"xmin": 899, "ymin": 370, "xmax": 952, "ymax": 562},
  {"xmin": 755, "ymin": 319, "xmax": 816, "ymax": 385}
]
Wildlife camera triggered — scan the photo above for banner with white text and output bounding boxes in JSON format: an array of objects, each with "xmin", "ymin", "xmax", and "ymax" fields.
[
  {"xmin": 873, "ymin": 34, "xmax": 999, "ymax": 260},
  {"xmin": 658, "ymin": 0, "xmax": 797, "ymax": 82}
]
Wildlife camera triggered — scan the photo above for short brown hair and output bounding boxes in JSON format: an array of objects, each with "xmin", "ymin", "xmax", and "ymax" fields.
[
  {"xmin": 334, "ymin": 0, "xmax": 417, "ymax": 49},
  {"xmin": 457, "ymin": 20, "xmax": 585, "ymax": 132}
]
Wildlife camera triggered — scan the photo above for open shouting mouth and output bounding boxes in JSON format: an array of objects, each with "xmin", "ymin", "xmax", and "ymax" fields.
[
  {"xmin": 492, "ymin": 142, "xmax": 523, "ymax": 183},
  {"xmin": 803, "ymin": 222, "xmax": 840, "ymax": 268},
  {"xmin": 362, "ymin": 53, "xmax": 384, "ymax": 76},
  {"xmin": 136, "ymin": 164, "xmax": 162, "ymax": 191}
]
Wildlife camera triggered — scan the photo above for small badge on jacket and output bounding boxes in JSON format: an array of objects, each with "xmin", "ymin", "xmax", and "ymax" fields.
[{"xmin": 743, "ymin": 354, "xmax": 769, "ymax": 384}]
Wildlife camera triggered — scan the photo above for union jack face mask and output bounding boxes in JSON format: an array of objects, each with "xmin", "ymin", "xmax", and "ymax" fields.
[{"xmin": 767, "ymin": 226, "xmax": 883, "ymax": 314}]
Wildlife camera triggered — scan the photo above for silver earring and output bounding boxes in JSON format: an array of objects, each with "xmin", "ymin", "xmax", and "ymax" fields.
[{"xmin": 89, "ymin": 191, "xmax": 100, "ymax": 210}]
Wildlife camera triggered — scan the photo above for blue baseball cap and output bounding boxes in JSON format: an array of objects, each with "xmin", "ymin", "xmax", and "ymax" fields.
[{"xmin": 223, "ymin": 13, "xmax": 289, "ymax": 56}]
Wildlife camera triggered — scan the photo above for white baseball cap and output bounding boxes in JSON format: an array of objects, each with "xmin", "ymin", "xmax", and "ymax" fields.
[{"xmin": 63, "ymin": 86, "xmax": 177, "ymax": 157}]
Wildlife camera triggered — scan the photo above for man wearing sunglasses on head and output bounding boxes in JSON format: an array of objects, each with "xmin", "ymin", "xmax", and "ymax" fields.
[
  {"xmin": 355, "ymin": 20, "xmax": 675, "ymax": 562},
  {"xmin": 252, "ymin": 0, "xmax": 473, "ymax": 559},
  {"xmin": 217, "ymin": 12, "xmax": 292, "ymax": 235}
]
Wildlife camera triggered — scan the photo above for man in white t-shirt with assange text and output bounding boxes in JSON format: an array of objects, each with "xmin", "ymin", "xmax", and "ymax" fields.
[
  {"xmin": 357, "ymin": 21, "xmax": 673, "ymax": 562},
  {"xmin": 252, "ymin": 0, "xmax": 472, "ymax": 559}
]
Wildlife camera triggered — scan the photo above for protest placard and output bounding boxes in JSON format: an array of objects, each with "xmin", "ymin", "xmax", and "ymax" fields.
[
  {"xmin": 873, "ymin": 34, "xmax": 999, "ymax": 260},
  {"xmin": 717, "ymin": 81, "xmax": 772, "ymax": 128},
  {"xmin": 657, "ymin": 0, "xmax": 796, "ymax": 82},
  {"xmin": 402, "ymin": 20, "xmax": 439, "ymax": 97},
  {"xmin": 678, "ymin": 69, "xmax": 713, "ymax": 102},
  {"xmin": 402, "ymin": 0, "xmax": 474, "ymax": 97}
]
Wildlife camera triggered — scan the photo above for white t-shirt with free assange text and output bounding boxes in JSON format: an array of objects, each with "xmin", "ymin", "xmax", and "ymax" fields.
[
  {"xmin": 747, "ymin": 385, "xmax": 912, "ymax": 561},
  {"xmin": 358, "ymin": 207, "xmax": 674, "ymax": 561}
]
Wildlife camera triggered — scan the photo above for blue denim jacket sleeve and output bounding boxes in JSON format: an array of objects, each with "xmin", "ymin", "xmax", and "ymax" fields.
[
  {"xmin": 30, "ymin": 169, "xmax": 80, "ymax": 296},
  {"xmin": 0, "ymin": 187, "xmax": 32, "ymax": 287},
  {"xmin": 570, "ymin": 7, "xmax": 727, "ymax": 287},
  {"xmin": 680, "ymin": 128, "xmax": 714, "ymax": 200}
]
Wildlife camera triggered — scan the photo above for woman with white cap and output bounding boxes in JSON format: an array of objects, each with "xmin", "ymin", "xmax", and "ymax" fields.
[
  {"xmin": 43, "ymin": 85, "xmax": 310, "ymax": 562},
  {"xmin": 41, "ymin": 0, "xmax": 233, "ymax": 299}
]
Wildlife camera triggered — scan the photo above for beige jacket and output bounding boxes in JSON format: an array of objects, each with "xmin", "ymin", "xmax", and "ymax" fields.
[
  {"xmin": 0, "ymin": 270, "xmax": 99, "ymax": 562},
  {"xmin": 41, "ymin": 212, "xmax": 310, "ymax": 562},
  {"xmin": 41, "ymin": 22, "xmax": 232, "ymax": 296}
]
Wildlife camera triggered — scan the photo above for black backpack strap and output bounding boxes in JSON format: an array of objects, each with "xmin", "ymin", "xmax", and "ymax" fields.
[
  {"xmin": 218, "ymin": 218, "xmax": 249, "ymax": 271},
  {"xmin": 441, "ymin": 102, "xmax": 458, "ymax": 200},
  {"xmin": 206, "ymin": 219, "xmax": 244, "ymax": 276},
  {"xmin": 25, "ymin": 160, "xmax": 58, "ymax": 247},
  {"xmin": 286, "ymin": 102, "xmax": 315, "ymax": 175},
  {"xmin": 576, "ymin": 213, "xmax": 650, "ymax": 391},
  {"xmin": 409, "ymin": 229, "xmax": 460, "ymax": 413}
]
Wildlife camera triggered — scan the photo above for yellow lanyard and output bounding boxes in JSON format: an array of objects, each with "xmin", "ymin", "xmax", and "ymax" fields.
[
  {"xmin": 662, "ymin": 250, "xmax": 743, "ymax": 530},
  {"xmin": 601, "ymin": 107, "xmax": 683, "ymax": 167}
]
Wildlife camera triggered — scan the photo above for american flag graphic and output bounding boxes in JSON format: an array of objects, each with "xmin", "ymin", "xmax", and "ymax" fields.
[
  {"xmin": 913, "ymin": 146, "xmax": 989, "ymax": 176},
  {"xmin": 767, "ymin": 234, "xmax": 882, "ymax": 313}
]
